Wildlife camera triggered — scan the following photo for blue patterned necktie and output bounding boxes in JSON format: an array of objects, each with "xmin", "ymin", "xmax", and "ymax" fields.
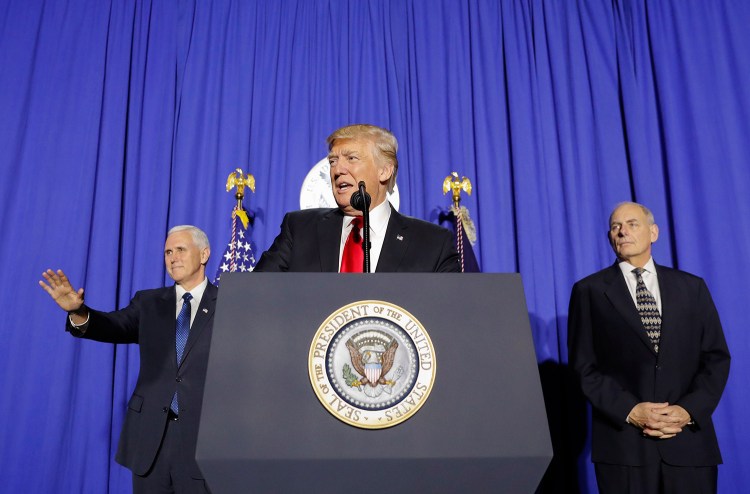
[
  {"xmin": 632, "ymin": 268, "xmax": 661, "ymax": 353},
  {"xmin": 171, "ymin": 292, "xmax": 192, "ymax": 413}
]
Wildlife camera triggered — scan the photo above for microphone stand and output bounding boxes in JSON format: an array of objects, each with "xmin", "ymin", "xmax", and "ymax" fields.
[
  {"xmin": 361, "ymin": 187, "xmax": 371, "ymax": 274},
  {"xmin": 351, "ymin": 181, "xmax": 372, "ymax": 273}
]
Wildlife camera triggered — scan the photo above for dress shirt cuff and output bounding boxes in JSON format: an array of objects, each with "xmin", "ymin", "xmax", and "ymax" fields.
[{"xmin": 68, "ymin": 311, "xmax": 90, "ymax": 329}]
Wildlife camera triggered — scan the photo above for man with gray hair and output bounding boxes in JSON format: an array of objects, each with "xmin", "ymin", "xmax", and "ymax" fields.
[
  {"xmin": 568, "ymin": 202, "xmax": 730, "ymax": 493},
  {"xmin": 39, "ymin": 225, "xmax": 216, "ymax": 493},
  {"xmin": 255, "ymin": 124, "xmax": 460, "ymax": 273}
]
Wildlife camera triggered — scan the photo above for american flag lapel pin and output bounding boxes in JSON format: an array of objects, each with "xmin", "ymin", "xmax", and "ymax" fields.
[
  {"xmin": 202, "ymin": 308, "xmax": 208, "ymax": 313},
  {"xmin": 396, "ymin": 234, "xmax": 404, "ymax": 241}
]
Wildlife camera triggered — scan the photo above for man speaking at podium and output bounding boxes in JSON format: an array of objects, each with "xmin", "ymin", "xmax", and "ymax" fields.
[{"xmin": 255, "ymin": 124, "xmax": 461, "ymax": 273}]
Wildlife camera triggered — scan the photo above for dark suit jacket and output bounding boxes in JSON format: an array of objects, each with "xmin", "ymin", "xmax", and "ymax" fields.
[
  {"xmin": 254, "ymin": 207, "xmax": 461, "ymax": 272},
  {"xmin": 67, "ymin": 282, "xmax": 218, "ymax": 477},
  {"xmin": 568, "ymin": 263, "xmax": 730, "ymax": 466}
]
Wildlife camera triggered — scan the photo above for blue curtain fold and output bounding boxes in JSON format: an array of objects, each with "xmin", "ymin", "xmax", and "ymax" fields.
[{"xmin": 1, "ymin": 1, "xmax": 748, "ymax": 492}]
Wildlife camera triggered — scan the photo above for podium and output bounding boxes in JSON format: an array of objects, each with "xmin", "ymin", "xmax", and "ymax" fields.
[{"xmin": 197, "ymin": 273, "xmax": 552, "ymax": 493}]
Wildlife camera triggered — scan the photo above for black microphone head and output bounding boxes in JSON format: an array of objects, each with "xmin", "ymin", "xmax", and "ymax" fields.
[
  {"xmin": 350, "ymin": 191, "xmax": 371, "ymax": 211},
  {"xmin": 350, "ymin": 181, "xmax": 371, "ymax": 211}
]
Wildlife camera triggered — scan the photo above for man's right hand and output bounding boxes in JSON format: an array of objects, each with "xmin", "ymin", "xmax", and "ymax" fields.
[{"xmin": 39, "ymin": 269, "xmax": 88, "ymax": 323}]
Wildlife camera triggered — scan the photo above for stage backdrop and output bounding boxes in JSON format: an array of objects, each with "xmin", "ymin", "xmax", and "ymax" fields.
[{"xmin": 1, "ymin": 1, "xmax": 748, "ymax": 492}]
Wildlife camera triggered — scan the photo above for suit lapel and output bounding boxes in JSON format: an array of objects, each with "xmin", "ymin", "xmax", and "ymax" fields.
[
  {"xmin": 317, "ymin": 209, "xmax": 344, "ymax": 272},
  {"xmin": 377, "ymin": 208, "xmax": 408, "ymax": 272},
  {"xmin": 603, "ymin": 263, "xmax": 656, "ymax": 355},
  {"xmin": 179, "ymin": 282, "xmax": 217, "ymax": 369}
]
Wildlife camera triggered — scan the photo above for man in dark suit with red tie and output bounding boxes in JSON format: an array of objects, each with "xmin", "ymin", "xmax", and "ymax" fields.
[
  {"xmin": 255, "ymin": 124, "xmax": 461, "ymax": 273},
  {"xmin": 39, "ymin": 225, "xmax": 216, "ymax": 493},
  {"xmin": 568, "ymin": 202, "xmax": 730, "ymax": 494}
]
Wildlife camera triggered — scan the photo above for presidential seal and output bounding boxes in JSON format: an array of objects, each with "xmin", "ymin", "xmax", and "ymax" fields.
[{"xmin": 308, "ymin": 301, "xmax": 436, "ymax": 429}]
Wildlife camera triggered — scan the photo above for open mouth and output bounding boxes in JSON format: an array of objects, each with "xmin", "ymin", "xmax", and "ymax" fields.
[{"xmin": 336, "ymin": 181, "xmax": 354, "ymax": 193}]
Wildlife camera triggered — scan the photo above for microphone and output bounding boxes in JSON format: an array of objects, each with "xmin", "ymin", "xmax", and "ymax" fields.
[{"xmin": 350, "ymin": 181, "xmax": 371, "ymax": 211}]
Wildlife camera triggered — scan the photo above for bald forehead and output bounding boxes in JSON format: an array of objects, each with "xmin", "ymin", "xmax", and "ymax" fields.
[
  {"xmin": 165, "ymin": 231, "xmax": 195, "ymax": 247},
  {"xmin": 609, "ymin": 204, "xmax": 653, "ymax": 226}
]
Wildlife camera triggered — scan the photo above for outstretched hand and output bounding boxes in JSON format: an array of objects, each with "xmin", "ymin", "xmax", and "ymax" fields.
[{"xmin": 39, "ymin": 269, "xmax": 85, "ymax": 313}]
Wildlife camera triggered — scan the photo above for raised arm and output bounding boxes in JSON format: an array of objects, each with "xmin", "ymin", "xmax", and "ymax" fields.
[{"xmin": 39, "ymin": 269, "xmax": 88, "ymax": 324}]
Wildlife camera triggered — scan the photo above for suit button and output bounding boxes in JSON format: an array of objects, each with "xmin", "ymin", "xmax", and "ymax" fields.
[
  {"xmin": 655, "ymin": 365, "xmax": 661, "ymax": 371},
  {"xmin": 176, "ymin": 377, "xmax": 182, "ymax": 383},
  {"xmin": 162, "ymin": 407, "xmax": 168, "ymax": 413}
]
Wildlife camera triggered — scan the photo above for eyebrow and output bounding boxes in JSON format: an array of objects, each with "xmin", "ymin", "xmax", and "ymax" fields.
[
  {"xmin": 610, "ymin": 218, "xmax": 641, "ymax": 226},
  {"xmin": 328, "ymin": 148, "xmax": 361, "ymax": 159},
  {"xmin": 165, "ymin": 244, "xmax": 188, "ymax": 252}
]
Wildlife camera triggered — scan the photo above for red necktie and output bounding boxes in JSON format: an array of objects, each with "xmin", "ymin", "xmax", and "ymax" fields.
[{"xmin": 340, "ymin": 216, "xmax": 364, "ymax": 273}]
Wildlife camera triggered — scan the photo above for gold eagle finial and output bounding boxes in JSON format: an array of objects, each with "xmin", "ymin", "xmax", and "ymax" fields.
[
  {"xmin": 443, "ymin": 172, "xmax": 472, "ymax": 209},
  {"xmin": 226, "ymin": 168, "xmax": 255, "ymax": 205},
  {"xmin": 225, "ymin": 168, "xmax": 255, "ymax": 228}
]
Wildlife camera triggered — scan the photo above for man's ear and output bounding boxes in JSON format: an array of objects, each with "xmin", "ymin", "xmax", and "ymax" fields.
[
  {"xmin": 379, "ymin": 162, "xmax": 394, "ymax": 184},
  {"xmin": 201, "ymin": 248, "xmax": 211, "ymax": 265},
  {"xmin": 649, "ymin": 224, "xmax": 659, "ymax": 243}
]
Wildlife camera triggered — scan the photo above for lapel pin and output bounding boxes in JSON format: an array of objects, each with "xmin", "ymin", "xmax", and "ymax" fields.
[
  {"xmin": 396, "ymin": 234, "xmax": 403, "ymax": 241},
  {"xmin": 202, "ymin": 308, "xmax": 208, "ymax": 313}
]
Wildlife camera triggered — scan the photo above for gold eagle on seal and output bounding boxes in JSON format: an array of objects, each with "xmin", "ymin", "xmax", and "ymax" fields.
[{"xmin": 345, "ymin": 338, "xmax": 398, "ymax": 387}]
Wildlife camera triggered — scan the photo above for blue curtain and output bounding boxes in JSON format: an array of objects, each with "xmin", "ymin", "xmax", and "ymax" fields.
[{"xmin": 1, "ymin": 0, "xmax": 748, "ymax": 492}]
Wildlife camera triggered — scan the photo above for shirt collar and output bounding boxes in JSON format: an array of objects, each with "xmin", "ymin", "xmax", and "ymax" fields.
[
  {"xmin": 618, "ymin": 257, "xmax": 657, "ymax": 277},
  {"xmin": 343, "ymin": 200, "xmax": 392, "ymax": 236},
  {"xmin": 175, "ymin": 276, "xmax": 208, "ymax": 301}
]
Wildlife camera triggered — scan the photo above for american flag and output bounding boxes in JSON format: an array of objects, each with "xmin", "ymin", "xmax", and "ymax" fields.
[{"xmin": 213, "ymin": 208, "xmax": 257, "ymax": 284}]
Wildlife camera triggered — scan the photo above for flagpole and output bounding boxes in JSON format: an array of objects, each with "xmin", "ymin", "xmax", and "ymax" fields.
[
  {"xmin": 214, "ymin": 168, "xmax": 257, "ymax": 283},
  {"xmin": 443, "ymin": 172, "xmax": 474, "ymax": 273}
]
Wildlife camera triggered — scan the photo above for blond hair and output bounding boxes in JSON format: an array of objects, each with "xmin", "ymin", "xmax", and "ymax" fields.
[{"xmin": 327, "ymin": 124, "xmax": 398, "ymax": 193}]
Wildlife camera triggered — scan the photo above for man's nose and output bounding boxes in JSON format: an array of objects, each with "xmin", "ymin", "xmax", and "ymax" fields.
[{"xmin": 336, "ymin": 160, "xmax": 351, "ymax": 175}]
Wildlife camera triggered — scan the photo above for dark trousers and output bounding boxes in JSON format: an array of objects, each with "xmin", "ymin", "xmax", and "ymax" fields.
[
  {"xmin": 132, "ymin": 417, "xmax": 210, "ymax": 494},
  {"xmin": 595, "ymin": 462, "xmax": 717, "ymax": 494}
]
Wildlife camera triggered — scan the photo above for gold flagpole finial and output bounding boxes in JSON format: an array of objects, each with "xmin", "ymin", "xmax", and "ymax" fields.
[
  {"xmin": 442, "ymin": 172, "xmax": 472, "ymax": 209},
  {"xmin": 226, "ymin": 168, "xmax": 256, "ymax": 210},
  {"xmin": 226, "ymin": 168, "xmax": 255, "ymax": 229}
]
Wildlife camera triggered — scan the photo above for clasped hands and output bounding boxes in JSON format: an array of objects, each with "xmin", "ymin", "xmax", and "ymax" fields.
[{"xmin": 627, "ymin": 402, "xmax": 691, "ymax": 439}]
